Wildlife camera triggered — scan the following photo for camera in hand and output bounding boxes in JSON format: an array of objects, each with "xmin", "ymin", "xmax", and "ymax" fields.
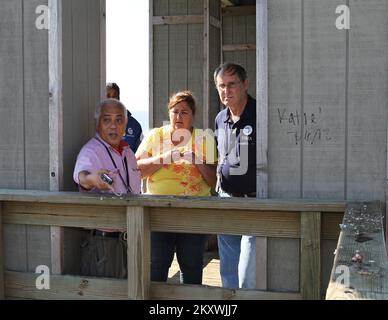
[{"xmin": 100, "ymin": 173, "xmax": 113, "ymax": 185}]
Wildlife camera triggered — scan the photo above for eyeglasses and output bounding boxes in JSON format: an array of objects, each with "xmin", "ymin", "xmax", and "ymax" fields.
[
  {"xmin": 216, "ymin": 81, "xmax": 241, "ymax": 91},
  {"xmin": 169, "ymin": 110, "xmax": 191, "ymax": 117}
]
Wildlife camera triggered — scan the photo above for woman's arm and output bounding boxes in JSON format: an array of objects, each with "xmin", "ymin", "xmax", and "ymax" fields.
[
  {"xmin": 182, "ymin": 151, "xmax": 217, "ymax": 188},
  {"xmin": 136, "ymin": 149, "xmax": 180, "ymax": 178}
]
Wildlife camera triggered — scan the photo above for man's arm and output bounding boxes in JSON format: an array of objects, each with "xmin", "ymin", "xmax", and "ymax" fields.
[{"xmin": 78, "ymin": 170, "xmax": 114, "ymax": 191}]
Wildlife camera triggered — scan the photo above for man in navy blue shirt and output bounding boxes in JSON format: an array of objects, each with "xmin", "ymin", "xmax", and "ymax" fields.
[
  {"xmin": 214, "ymin": 63, "xmax": 256, "ymax": 289},
  {"xmin": 106, "ymin": 83, "xmax": 143, "ymax": 152}
]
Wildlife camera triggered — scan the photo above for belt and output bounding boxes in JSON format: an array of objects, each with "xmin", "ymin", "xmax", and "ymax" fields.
[
  {"xmin": 92, "ymin": 230, "xmax": 127, "ymax": 241},
  {"xmin": 230, "ymin": 192, "xmax": 256, "ymax": 198}
]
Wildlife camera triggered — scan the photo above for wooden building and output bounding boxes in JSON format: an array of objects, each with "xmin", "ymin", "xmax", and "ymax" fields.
[{"xmin": 0, "ymin": 0, "xmax": 387, "ymax": 299}]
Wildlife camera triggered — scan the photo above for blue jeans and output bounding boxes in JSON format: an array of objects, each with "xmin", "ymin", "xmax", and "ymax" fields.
[
  {"xmin": 151, "ymin": 232, "xmax": 207, "ymax": 285},
  {"xmin": 217, "ymin": 191, "xmax": 256, "ymax": 289}
]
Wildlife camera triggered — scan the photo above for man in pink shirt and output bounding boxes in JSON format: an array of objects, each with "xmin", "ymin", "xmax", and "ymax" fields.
[{"xmin": 73, "ymin": 98, "xmax": 141, "ymax": 278}]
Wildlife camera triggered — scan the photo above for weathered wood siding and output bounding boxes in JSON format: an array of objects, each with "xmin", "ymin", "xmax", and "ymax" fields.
[
  {"xmin": 265, "ymin": 0, "xmax": 388, "ymax": 295},
  {"xmin": 222, "ymin": 8, "xmax": 256, "ymax": 98},
  {"xmin": 0, "ymin": 0, "xmax": 51, "ymax": 273},
  {"xmin": 152, "ymin": 0, "xmax": 221, "ymax": 129},
  {"xmin": 0, "ymin": 0, "xmax": 105, "ymax": 273},
  {"xmin": 62, "ymin": 0, "xmax": 105, "ymax": 191}
]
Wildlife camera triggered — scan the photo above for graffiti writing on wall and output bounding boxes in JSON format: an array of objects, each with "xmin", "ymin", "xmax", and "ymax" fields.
[{"xmin": 276, "ymin": 106, "xmax": 332, "ymax": 145}]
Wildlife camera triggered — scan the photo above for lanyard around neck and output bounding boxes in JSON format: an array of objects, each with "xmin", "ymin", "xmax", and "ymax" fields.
[{"xmin": 95, "ymin": 137, "xmax": 132, "ymax": 193}]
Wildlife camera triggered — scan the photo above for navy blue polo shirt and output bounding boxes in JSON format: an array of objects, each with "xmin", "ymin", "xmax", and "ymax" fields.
[
  {"xmin": 215, "ymin": 95, "xmax": 256, "ymax": 194},
  {"xmin": 124, "ymin": 110, "xmax": 143, "ymax": 153}
]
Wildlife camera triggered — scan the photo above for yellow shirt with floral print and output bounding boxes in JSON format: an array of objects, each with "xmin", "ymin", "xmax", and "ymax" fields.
[{"xmin": 139, "ymin": 125, "xmax": 217, "ymax": 196}]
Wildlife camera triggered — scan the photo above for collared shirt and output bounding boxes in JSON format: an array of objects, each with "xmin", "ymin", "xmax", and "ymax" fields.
[
  {"xmin": 124, "ymin": 111, "xmax": 143, "ymax": 153},
  {"xmin": 73, "ymin": 134, "xmax": 141, "ymax": 195},
  {"xmin": 215, "ymin": 95, "xmax": 256, "ymax": 194}
]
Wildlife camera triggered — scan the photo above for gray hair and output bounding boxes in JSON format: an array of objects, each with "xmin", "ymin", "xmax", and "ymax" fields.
[
  {"xmin": 95, "ymin": 98, "xmax": 127, "ymax": 122},
  {"xmin": 213, "ymin": 62, "xmax": 247, "ymax": 85}
]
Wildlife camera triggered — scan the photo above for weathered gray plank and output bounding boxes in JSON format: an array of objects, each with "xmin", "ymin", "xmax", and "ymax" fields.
[
  {"xmin": 169, "ymin": 23, "xmax": 188, "ymax": 93},
  {"xmin": 303, "ymin": 0, "xmax": 346, "ymax": 199},
  {"xmin": 5, "ymin": 271, "xmax": 127, "ymax": 300},
  {"xmin": 127, "ymin": 207, "xmax": 150, "ymax": 300},
  {"xmin": 268, "ymin": 0, "xmax": 302, "ymax": 198},
  {"xmin": 300, "ymin": 212, "xmax": 321, "ymax": 300},
  {"xmin": 150, "ymin": 282, "xmax": 301, "ymax": 300},
  {"xmin": 267, "ymin": 238, "xmax": 300, "ymax": 292},
  {"xmin": 153, "ymin": 25, "xmax": 169, "ymax": 127},
  {"xmin": 209, "ymin": 25, "xmax": 221, "ymax": 129},
  {"xmin": 24, "ymin": 0, "xmax": 50, "ymax": 190},
  {"xmin": 26, "ymin": 226, "xmax": 51, "ymax": 273},
  {"xmin": 188, "ymin": 24, "xmax": 204, "ymax": 129},
  {"xmin": 3, "ymin": 224, "xmax": 28, "ymax": 272},
  {"xmin": 0, "ymin": 0, "xmax": 25, "ymax": 189},
  {"xmin": 347, "ymin": 0, "xmax": 387, "ymax": 202},
  {"xmin": 63, "ymin": 0, "xmax": 90, "ymax": 192}
]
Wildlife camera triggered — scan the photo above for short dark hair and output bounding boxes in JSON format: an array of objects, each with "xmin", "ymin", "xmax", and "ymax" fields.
[
  {"xmin": 168, "ymin": 91, "xmax": 196, "ymax": 116},
  {"xmin": 106, "ymin": 82, "xmax": 120, "ymax": 100},
  {"xmin": 213, "ymin": 62, "xmax": 247, "ymax": 85}
]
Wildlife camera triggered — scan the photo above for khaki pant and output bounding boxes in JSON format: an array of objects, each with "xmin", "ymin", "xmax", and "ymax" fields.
[{"xmin": 80, "ymin": 231, "xmax": 127, "ymax": 278}]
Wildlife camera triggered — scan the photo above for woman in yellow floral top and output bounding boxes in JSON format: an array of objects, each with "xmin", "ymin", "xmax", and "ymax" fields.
[{"xmin": 136, "ymin": 91, "xmax": 216, "ymax": 284}]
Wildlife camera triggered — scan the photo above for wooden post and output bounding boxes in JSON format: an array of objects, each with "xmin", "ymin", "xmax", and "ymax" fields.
[
  {"xmin": 0, "ymin": 203, "xmax": 4, "ymax": 299},
  {"xmin": 256, "ymin": 1, "xmax": 269, "ymax": 291},
  {"xmin": 255, "ymin": 237, "xmax": 267, "ymax": 290},
  {"xmin": 203, "ymin": 0, "xmax": 210, "ymax": 129},
  {"xmin": 127, "ymin": 206, "xmax": 150, "ymax": 300},
  {"xmin": 256, "ymin": 0, "xmax": 268, "ymax": 199},
  {"xmin": 48, "ymin": 0, "xmax": 64, "ymax": 275},
  {"xmin": 300, "ymin": 212, "xmax": 321, "ymax": 300}
]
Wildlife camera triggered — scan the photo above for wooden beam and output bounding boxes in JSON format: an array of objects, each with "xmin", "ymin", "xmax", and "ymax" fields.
[
  {"xmin": 222, "ymin": 5, "xmax": 256, "ymax": 16},
  {"xmin": 153, "ymin": 15, "xmax": 203, "ymax": 25},
  {"xmin": 0, "ymin": 203, "xmax": 4, "ymax": 299},
  {"xmin": 223, "ymin": 43, "xmax": 256, "ymax": 52},
  {"xmin": 127, "ymin": 207, "xmax": 150, "ymax": 300},
  {"xmin": 255, "ymin": 237, "xmax": 267, "ymax": 290},
  {"xmin": 256, "ymin": 0, "xmax": 268, "ymax": 198},
  {"xmin": 3, "ymin": 202, "xmax": 126, "ymax": 229},
  {"xmin": 151, "ymin": 208, "xmax": 300, "ymax": 238},
  {"xmin": 300, "ymin": 212, "xmax": 321, "ymax": 300},
  {"xmin": 150, "ymin": 282, "xmax": 301, "ymax": 300},
  {"xmin": 0, "ymin": 190, "xmax": 347, "ymax": 212},
  {"xmin": 5, "ymin": 271, "xmax": 127, "ymax": 300}
]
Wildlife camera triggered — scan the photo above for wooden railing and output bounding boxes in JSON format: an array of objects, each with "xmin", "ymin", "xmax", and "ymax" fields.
[
  {"xmin": 0, "ymin": 189, "xmax": 348, "ymax": 300},
  {"xmin": 326, "ymin": 201, "xmax": 388, "ymax": 299}
]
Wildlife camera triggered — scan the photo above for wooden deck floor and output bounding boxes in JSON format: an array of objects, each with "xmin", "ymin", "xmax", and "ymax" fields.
[{"xmin": 168, "ymin": 251, "xmax": 222, "ymax": 287}]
